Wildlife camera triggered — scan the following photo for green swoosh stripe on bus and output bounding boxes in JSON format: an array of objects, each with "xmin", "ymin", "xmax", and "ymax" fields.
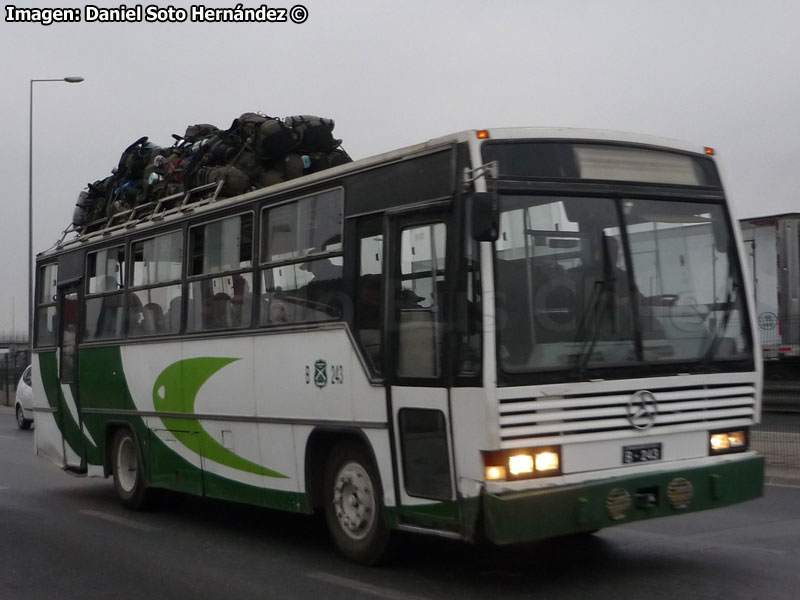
[{"xmin": 153, "ymin": 357, "xmax": 288, "ymax": 479}]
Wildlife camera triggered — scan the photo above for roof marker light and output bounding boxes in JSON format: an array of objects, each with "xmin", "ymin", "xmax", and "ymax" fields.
[
  {"xmin": 705, "ymin": 147, "xmax": 715, "ymax": 155},
  {"xmin": 477, "ymin": 130, "xmax": 490, "ymax": 139}
]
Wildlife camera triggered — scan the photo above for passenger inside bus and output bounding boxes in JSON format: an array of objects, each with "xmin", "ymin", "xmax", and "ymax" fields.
[
  {"xmin": 140, "ymin": 302, "xmax": 165, "ymax": 334},
  {"xmin": 231, "ymin": 274, "xmax": 252, "ymax": 327},
  {"xmin": 299, "ymin": 254, "xmax": 344, "ymax": 320},
  {"xmin": 203, "ymin": 291, "xmax": 232, "ymax": 329},
  {"xmin": 95, "ymin": 276, "xmax": 124, "ymax": 338}
]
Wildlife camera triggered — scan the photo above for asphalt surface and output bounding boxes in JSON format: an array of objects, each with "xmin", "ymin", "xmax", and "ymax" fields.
[{"xmin": 2, "ymin": 409, "xmax": 800, "ymax": 600}]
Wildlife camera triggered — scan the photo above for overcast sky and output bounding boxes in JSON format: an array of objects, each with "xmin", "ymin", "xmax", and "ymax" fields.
[{"xmin": 1, "ymin": 0, "xmax": 799, "ymax": 334}]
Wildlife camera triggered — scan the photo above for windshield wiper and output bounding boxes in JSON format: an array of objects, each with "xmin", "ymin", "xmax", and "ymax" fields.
[
  {"xmin": 571, "ymin": 278, "xmax": 613, "ymax": 375},
  {"xmin": 571, "ymin": 238, "xmax": 617, "ymax": 376},
  {"xmin": 700, "ymin": 278, "xmax": 739, "ymax": 367}
]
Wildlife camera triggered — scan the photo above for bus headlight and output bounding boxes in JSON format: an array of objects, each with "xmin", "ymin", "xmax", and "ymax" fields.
[
  {"xmin": 484, "ymin": 446, "xmax": 561, "ymax": 481},
  {"xmin": 709, "ymin": 429, "xmax": 748, "ymax": 455},
  {"xmin": 509, "ymin": 454, "xmax": 534, "ymax": 476},
  {"xmin": 535, "ymin": 450, "xmax": 560, "ymax": 473}
]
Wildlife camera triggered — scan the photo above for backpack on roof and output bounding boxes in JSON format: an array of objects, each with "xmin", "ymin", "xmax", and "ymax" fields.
[
  {"xmin": 69, "ymin": 109, "xmax": 350, "ymax": 233},
  {"xmin": 286, "ymin": 115, "xmax": 341, "ymax": 154},
  {"xmin": 231, "ymin": 148, "xmax": 263, "ymax": 183},
  {"xmin": 237, "ymin": 113, "xmax": 297, "ymax": 160},
  {"xmin": 143, "ymin": 153, "xmax": 185, "ymax": 203},
  {"xmin": 72, "ymin": 176, "xmax": 114, "ymax": 227},
  {"xmin": 116, "ymin": 137, "xmax": 161, "ymax": 182},
  {"xmin": 255, "ymin": 153, "xmax": 306, "ymax": 188},
  {"xmin": 188, "ymin": 165, "xmax": 250, "ymax": 198},
  {"xmin": 181, "ymin": 123, "xmax": 219, "ymax": 144}
]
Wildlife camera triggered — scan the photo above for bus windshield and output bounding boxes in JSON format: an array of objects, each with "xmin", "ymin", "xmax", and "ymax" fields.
[{"xmin": 494, "ymin": 195, "xmax": 752, "ymax": 376}]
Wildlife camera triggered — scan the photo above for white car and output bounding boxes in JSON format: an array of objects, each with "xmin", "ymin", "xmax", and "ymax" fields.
[{"xmin": 15, "ymin": 365, "xmax": 33, "ymax": 430}]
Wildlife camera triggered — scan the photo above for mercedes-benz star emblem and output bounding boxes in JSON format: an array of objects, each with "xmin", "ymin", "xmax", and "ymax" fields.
[{"xmin": 626, "ymin": 390, "xmax": 658, "ymax": 430}]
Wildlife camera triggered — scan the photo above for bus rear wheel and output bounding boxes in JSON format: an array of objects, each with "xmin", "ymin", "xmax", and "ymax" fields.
[
  {"xmin": 323, "ymin": 442, "xmax": 390, "ymax": 565},
  {"xmin": 111, "ymin": 429, "xmax": 152, "ymax": 510}
]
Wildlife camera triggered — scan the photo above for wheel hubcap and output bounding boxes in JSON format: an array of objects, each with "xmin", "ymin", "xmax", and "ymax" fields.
[
  {"xmin": 333, "ymin": 461, "xmax": 376, "ymax": 541},
  {"xmin": 116, "ymin": 437, "xmax": 138, "ymax": 493}
]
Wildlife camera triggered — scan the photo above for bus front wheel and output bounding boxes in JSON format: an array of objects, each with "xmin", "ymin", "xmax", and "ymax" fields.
[
  {"xmin": 323, "ymin": 442, "xmax": 390, "ymax": 565},
  {"xmin": 111, "ymin": 429, "xmax": 152, "ymax": 510}
]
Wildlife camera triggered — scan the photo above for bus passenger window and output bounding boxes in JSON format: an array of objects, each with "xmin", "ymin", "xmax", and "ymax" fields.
[
  {"xmin": 128, "ymin": 285, "xmax": 182, "ymax": 336},
  {"xmin": 188, "ymin": 275, "xmax": 252, "ymax": 331},
  {"xmin": 129, "ymin": 231, "xmax": 184, "ymax": 336},
  {"xmin": 356, "ymin": 232, "xmax": 384, "ymax": 372},
  {"xmin": 259, "ymin": 190, "xmax": 344, "ymax": 327},
  {"xmin": 84, "ymin": 247, "xmax": 126, "ymax": 341},
  {"xmin": 35, "ymin": 264, "xmax": 58, "ymax": 347},
  {"xmin": 187, "ymin": 214, "xmax": 253, "ymax": 333},
  {"xmin": 86, "ymin": 292, "xmax": 124, "ymax": 340},
  {"xmin": 396, "ymin": 223, "xmax": 446, "ymax": 379},
  {"xmin": 60, "ymin": 292, "xmax": 79, "ymax": 382},
  {"xmin": 260, "ymin": 259, "xmax": 342, "ymax": 325}
]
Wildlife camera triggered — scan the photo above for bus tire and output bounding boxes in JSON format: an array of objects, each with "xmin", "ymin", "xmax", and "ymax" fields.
[
  {"xmin": 111, "ymin": 428, "xmax": 152, "ymax": 510},
  {"xmin": 323, "ymin": 442, "xmax": 390, "ymax": 565}
]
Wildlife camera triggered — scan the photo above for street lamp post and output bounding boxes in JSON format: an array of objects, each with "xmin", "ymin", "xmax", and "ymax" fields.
[{"xmin": 28, "ymin": 76, "xmax": 84, "ymax": 359}]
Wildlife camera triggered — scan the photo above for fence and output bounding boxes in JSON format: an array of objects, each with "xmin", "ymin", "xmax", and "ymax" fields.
[
  {"xmin": 752, "ymin": 362, "xmax": 800, "ymax": 473},
  {"xmin": 749, "ymin": 314, "xmax": 800, "ymax": 472},
  {"xmin": 753, "ymin": 412, "xmax": 800, "ymax": 470}
]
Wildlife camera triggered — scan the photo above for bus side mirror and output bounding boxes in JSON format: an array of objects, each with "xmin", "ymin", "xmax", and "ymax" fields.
[{"xmin": 470, "ymin": 192, "xmax": 498, "ymax": 242}]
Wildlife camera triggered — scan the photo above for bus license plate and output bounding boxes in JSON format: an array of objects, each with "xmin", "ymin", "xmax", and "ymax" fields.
[{"xmin": 623, "ymin": 443, "xmax": 662, "ymax": 464}]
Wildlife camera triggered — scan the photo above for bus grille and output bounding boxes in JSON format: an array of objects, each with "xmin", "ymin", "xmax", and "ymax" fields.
[{"xmin": 498, "ymin": 383, "xmax": 756, "ymax": 448}]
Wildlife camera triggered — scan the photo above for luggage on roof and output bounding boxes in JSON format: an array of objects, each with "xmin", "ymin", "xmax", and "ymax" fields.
[{"xmin": 70, "ymin": 111, "xmax": 351, "ymax": 234}]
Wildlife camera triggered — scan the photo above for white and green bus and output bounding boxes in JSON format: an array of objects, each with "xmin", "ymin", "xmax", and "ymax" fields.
[{"xmin": 33, "ymin": 128, "xmax": 764, "ymax": 564}]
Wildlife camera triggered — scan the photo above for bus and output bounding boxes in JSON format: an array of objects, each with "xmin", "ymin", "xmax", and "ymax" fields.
[{"xmin": 32, "ymin": 127, "xmax": 764, "ymax": 564}]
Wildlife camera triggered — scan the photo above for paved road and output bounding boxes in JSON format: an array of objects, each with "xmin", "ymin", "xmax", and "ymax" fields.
[{"xmin": 1, "ymin": 412, "xmax": 799, "ymax": 600}]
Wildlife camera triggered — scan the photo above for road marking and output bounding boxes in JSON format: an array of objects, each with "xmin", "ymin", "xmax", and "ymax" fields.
[
  {"xmin": 307, "ymin": 572, "xmax": 431, "ymax": 600},
  {"xmin": 79, "ymin": 509, "xmax": 159, "ymax": 532},
  {"xmin": 766, "ymin": 481, "xmax": 800, "ymax": 490}
]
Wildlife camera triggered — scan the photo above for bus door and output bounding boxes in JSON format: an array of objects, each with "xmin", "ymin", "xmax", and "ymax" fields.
[
  {"xmin": 385, "ymin": 212, "xmax": 458, "ymax": 531},
  {"xmin": 57, "ymin": 283, "xmax": 86, "ymax": 471}
]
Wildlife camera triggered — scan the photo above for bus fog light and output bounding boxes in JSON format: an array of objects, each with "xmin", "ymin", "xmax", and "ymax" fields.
[
  {"xmin": 667, "ymin": 477, "xmax": 694, "ymax": 509},
  {"xmin": 509, "ymin": 454, "xmax": 534, "ymax": 476},
  {"xmin": 606, "ymin": 488, "xmax": 632, "ymax": 520},
  {"xmin": 486, "ymin": 465, "xmax": 507, "ymax": 481},
  {"xmin": 534, "ymin": 451, "xmax": 559, "ymax": 472}
]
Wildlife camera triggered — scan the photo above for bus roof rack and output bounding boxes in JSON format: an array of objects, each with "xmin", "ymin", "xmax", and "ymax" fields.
[{"xmin": 55, "ymin": 180, "xmax": 225, "ymax": 250}]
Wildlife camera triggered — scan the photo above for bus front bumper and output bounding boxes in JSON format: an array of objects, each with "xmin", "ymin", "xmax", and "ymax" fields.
[{"xmin": 481, "ymin": 453, "xmax": 764, "ymax": 545}]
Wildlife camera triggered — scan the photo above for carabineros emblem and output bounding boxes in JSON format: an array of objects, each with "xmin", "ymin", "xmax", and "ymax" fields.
[{"xmin": 314, "ymin": 359, "xmax": 328, "ymax": 388}]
